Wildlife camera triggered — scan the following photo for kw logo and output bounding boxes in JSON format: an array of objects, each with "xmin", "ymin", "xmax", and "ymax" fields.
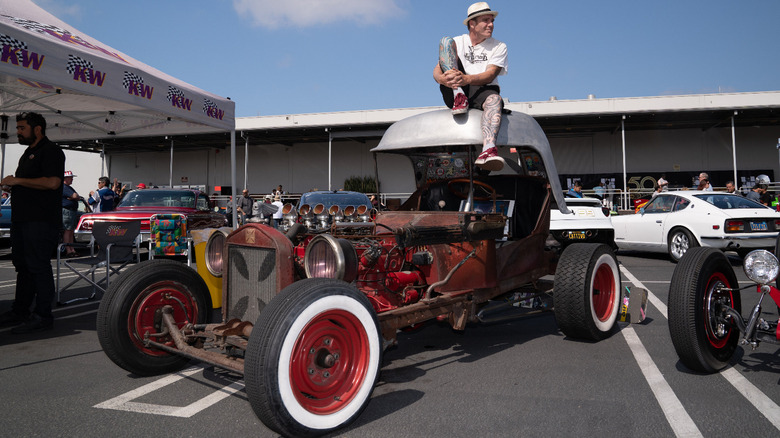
[
  {"xmin": 72, "ymin": 66, "xmax": 105, "ymax": 86},
  {"xmin": 171, "ymin": 95, "xmax": 192, "ymax": 110},
  {"xmin": 167, "ymin": 86, "xmax": 192, "ymax": 111},
  {"xmin": 128, "ymin": 80, "xmax": 153, "ymax": 99},
  {"xmin": 124, "ymin": 72, "xmax": 153, "ymax": 100},
  {"xmin": 1, "ymin": 44, "xmax": 44, "ymax": 70},
  {"xmin": 203, "ymin": 98, "xmax": 224, "ymax": 120}
]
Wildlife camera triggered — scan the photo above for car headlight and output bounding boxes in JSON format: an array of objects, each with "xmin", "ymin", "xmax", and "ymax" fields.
[
  {"xmin": 205, "ymin": 229, "xmax": 229, "ymax": 277},
  {"xmin": 743, "ymin": 249, "xmax": 779, "ymax": 284},
  {"xmin": 304, "ymin": 234, "xmax": 358, "ymax": 282}
]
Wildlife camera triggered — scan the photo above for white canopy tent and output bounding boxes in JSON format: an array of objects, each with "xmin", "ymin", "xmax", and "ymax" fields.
[{"xmin": 0, "ymin": 0, "xmax": 237, "ymax": 218}]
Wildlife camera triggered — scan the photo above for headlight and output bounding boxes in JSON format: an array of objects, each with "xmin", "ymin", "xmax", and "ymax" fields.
[
  {"xmin": 743, "ymin": 249, "xmax": 779, "ymax": 284},
  {"xmin": 205, "ymin": 229, "xmax": 228, "ymax": 277},
  {"xmin": 304, "ymin": 234, "xmax": 358, "ymax": 282}
]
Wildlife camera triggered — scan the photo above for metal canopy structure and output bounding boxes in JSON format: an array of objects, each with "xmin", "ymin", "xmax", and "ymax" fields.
[
  {"xmin": 75, "ymin": 105, "xmax": 780, "ymax": 154},
  {"xmin": 0, "ymin": 0, "xmax": 236, "ymax": 180}
]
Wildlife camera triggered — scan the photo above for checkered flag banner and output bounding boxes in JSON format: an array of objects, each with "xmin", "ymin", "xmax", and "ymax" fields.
[
  {"xmin": 0, "ymin": 33, "xmax": 27, "ymax": 64},
  {"xmin": 123, "ymin": 71, "xmax": 144, "ymax": 89},
  {"xmin": 167, "ymin": 86, "xmax": 185, "ymax": 103},
  {"xmin": 203, "ymin": 98, "xmax": 217, "ymax": 114},
  {"xmin": 2, "ymin": 15, "xmax": 67, "ymax": 36},
  {"xmin": 66, "ymin": 55, "xmax": 93, "ymax": 75}
]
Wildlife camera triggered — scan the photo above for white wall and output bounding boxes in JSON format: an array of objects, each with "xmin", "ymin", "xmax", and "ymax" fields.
[
  {"xmin": 103, "ymin": 124, "xmax": 780, "ymax": 198},
  {"xmin": 3, "ymin": 143, "xmax": 102, "ymax": 197}
]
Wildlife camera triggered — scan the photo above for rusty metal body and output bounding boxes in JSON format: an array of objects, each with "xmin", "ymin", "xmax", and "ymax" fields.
[{"xmin": 137, "ymin": 109, "xmax": 566, "ymax": 364}]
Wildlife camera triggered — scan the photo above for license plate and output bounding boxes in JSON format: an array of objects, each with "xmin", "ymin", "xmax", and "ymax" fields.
[
  {"xmin": 568, "ymin": 231, "xmax": 587, "ymax": 240},
  {"xmin": 750, "ymin": 222, "xmax": 768, "ymax": 232}
]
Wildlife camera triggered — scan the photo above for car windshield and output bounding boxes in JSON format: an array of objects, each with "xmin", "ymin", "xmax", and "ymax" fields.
[
  {"xmin": 117, "ymin": 190, "xmax": 197, "ymax": 209},
  {"xmin": 299, "ymin": 192, "xmax": 371, "ymax": 209},
  {"xmin": 694, "ymin": 194, "xmax": 766, "ymax": 209}
]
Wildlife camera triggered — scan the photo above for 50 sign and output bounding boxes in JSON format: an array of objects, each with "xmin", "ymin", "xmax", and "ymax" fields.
[{"xmin": 627, "ymin": 176, "xmax": 657, "ymax": 199}]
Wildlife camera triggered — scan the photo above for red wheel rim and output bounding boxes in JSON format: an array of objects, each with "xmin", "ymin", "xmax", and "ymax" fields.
[
  {"xmin": 592, "ymin": 262, "xmax": 617, "ymax": 322},
  {"xmin": 128, "ymin": 281, "xmax": 199, "ymax": 356},
  {"xmin": 289, "ymin": 309, "xmax": 370, "ymax": 415},
  {"xmin": 703, "ymin": 272, "xmax": 734, "ymax": 349}
]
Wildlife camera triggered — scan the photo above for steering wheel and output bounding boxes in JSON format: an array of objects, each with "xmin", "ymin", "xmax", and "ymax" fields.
[{"xmin": 447, "ymin": 178, "xmax": 497, "ymax": 201}]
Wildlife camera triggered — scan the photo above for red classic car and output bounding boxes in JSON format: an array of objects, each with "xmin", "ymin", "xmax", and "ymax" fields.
[{"xmin": 74, "ymin": 188, "xmax": 227, "ymax": 243}]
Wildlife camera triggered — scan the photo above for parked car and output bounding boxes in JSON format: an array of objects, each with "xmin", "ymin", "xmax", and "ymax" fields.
[
  {"xmin": 1, "ymin": 196, "xmax": 91, "ymax": 240},
  {"xmin": 668, "ymin": 245, "xmax": 780, "ymax": 373},
  {"xmin": 611, "ymin": 191, "xmax": 780, "ymax": 262},
  {"xmin": 549, "ymin": 196, "xmax": 614, "ymax": 249},
  {"xmin": 96, "ymin": 109, "xmax": 643, "ymax": 437},
  {"xmin": 74, "ymin": 188, "xmax": 227, "ymax": 243},
  {"xmin": 0, "ymin": 201, "xmax": 10, "ymax": 240}
]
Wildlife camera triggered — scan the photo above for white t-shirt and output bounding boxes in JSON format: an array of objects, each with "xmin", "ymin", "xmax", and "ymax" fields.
[
  {"xmin": 453, "ymin": 34, "xmax": 508, "ymax": 86},
  {"xmin": 272, "ymin": 201, "xmax": 284, "ymax": 219}
]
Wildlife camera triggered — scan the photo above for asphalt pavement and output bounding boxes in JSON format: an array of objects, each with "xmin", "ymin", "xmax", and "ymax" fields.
[{"xmin": 1, "ymin": 244, "xmax": 779, "ymax": 437}]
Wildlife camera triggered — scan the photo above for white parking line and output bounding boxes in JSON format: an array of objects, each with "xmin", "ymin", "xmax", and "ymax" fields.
[
  {"xmin": 620, "ymin": 265, "xmax": 780, "ymax": 433},
  {"xmin": 622, "ymin": 327, "xmax": 702, "ymax": 438},
  {"xmin": 94, "ymin": 365, "xmax": 245, "ymax": 417}
]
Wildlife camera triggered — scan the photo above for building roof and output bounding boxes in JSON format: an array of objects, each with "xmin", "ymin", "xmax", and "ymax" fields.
[{"xmin": 64, "ymin": 91, "xmax": 780, "ymax": 154}]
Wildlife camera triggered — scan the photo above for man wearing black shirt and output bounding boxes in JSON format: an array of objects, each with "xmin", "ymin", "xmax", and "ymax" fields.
[{"xmin": 0, "ymin": 112, "xmax": 64, "ymax": 333}]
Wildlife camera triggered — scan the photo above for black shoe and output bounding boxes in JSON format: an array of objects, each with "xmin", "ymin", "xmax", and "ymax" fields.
[
  {"xmin": 0, "ymin": 310, "xmax": 28, "ymax": 327},
  {"xmin": 11, "ymin": 314, "xmax": 53, "ymax": 334}
]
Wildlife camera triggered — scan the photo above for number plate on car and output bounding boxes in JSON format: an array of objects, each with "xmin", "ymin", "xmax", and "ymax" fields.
[
  {"xmin": 750, "ymin": 222, "xmax": 768, "ymax": 231},
  {"xmin": 568, "ymin": 231, "xmax": 587, "ymax": 240}
]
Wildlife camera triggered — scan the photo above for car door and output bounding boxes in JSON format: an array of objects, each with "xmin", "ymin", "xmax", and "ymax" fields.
[{"xmin": 623, "ymin": 195, "xmax": 677, "ymax": 250}]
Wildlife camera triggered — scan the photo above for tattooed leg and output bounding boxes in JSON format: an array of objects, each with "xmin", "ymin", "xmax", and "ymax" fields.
[
  {"xmin": 438, "ymin": 37, "xmax": 458, "ymax": 73},
  {"xmin": 481, "ymin": 94, "xmax": 502, "ymax": 150}
]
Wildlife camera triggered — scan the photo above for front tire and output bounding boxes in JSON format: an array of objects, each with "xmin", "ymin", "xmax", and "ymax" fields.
[
  {"xmin": 668, "ymin": 227, "xmax": 698, "ymax": 263},
  {"xmin": 668, "ymin": 247, "xmax": 741, "ymax": 373},
  {"xmin": 245, "ymin": 278, "xmax": 382, "ymax": 438},
  {"xmin": 97, "ymin": 259, "xmax": 211, "ymax": 376},
  {"xmin": 554, "ymin": 243, "xmax": 622, "ymax": 341}
]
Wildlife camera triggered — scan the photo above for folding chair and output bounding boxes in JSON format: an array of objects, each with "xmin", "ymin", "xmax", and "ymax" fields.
[
  {"xmin": 149, "ymin": 214, "xmax": 193, "ymax": 266},
  {"xmin": 56, "ymin": 221, "xmax": 141, "ymax": 305}
]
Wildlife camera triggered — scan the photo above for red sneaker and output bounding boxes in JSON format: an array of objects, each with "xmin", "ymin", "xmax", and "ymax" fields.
[
  {"xmin": 475, "ymin": 146, "xmax": 504, "ymax": 171},
  {"xmin": 452, "ymin": 92, "xmax": 468, "ymax": 115}
]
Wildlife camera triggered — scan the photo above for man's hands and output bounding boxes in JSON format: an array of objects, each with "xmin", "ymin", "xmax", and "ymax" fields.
[{"xmin": 440, "ymin": 68, "xmax": 468, "ymax": 89}]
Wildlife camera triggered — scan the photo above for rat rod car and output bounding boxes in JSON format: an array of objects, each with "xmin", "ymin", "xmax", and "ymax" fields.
[
  {"xmin": 668, "ymin": 244, "xmax": 780, "ymax": 373},
  {"xmin": 97, "ymin": 109, "xmax": 642, "ymax": 437}
]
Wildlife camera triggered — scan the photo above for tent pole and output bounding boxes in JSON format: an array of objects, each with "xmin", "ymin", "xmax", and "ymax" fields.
[
  {"xmin": 169, "ymin": 138, "xmax": 174, "ymax": 188},
  {"xmin": 243, "ymin": 132, "xmax": 248, "ymax": 191},
  {"xmin": 230, "ymin": 130, "xmax": 238, "ymax": 229},
  {"xmin": 731, "ymin": 111, "xmax": 737, "ymax": 186},
  {"xmin": 0, "ymin": 115, "xmax": 8, "ymax": 180},
  {"xmin": 621, "ymin": 116, "xmax": 627, "ymax": 210}
]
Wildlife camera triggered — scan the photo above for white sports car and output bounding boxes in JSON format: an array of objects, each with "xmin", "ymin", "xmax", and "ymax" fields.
[
  {"xmin": 549, "ymin": 197, "xmax": 614, "ymax": 248},
  {"xmin": 612, "ymin": 191, "xmax": 780, "ymax": 262}
]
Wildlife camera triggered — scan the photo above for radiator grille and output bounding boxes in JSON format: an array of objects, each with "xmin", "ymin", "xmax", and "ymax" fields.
[{"xmin": 226, "ymin": 245, "xmax": 277, "ymax": 323}]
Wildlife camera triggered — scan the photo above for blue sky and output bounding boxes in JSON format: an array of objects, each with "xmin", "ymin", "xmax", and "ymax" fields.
[{"xmin": 33, "ymin": 0, "xmax": 780, "ymax": 117}]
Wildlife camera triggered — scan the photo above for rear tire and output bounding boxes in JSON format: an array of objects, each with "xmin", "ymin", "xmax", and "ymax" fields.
[
  {"xmin": 554, "ymin": 243, "xmax": 621, "ymax": 341},
  {"xmin": 97, "ymin": 259, "xmax": 211, "ymax": 376},
  {"xmin": 668, "ymin": 227, "xmax": 698, "ymax": 263},
  {"xmin": 245, "ymin": 278, "xmax": 382, "ymax": 437},
  {"xmin": 668, "ymin": 247, "xmax": 741, "ymax": 373}
]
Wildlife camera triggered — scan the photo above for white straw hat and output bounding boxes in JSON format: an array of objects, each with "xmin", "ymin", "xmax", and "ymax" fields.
[{"xmin": 463, "ymin": 2, "xmax": 498, "ymax": 25}]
